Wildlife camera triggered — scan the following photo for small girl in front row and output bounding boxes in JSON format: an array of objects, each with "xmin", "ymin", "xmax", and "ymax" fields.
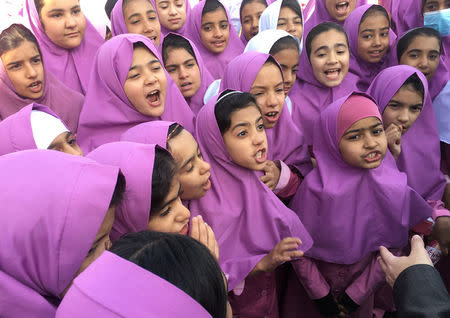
[
  {"xmin": 191, "ymin": 90, "xmax": 313, "ymax": 317},
  {"xmin": 289, "ymin": 92, "xmax": 433, "ymax": 317}
]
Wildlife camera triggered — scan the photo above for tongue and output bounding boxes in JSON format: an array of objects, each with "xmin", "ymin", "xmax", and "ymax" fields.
[
  {"xmin": 148, "ymin": 93, "xmax": 158, "ymax": 103},
  {"xmin": 336, "ymin": 3, "xmax": 348, "ymax": 13}
]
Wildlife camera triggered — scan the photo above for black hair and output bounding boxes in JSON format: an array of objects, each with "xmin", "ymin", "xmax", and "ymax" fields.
[
  {"xmin": 359, "ymin": 5, "xmax": 390, "ymax": 28},
  {"xmin": 202, "ymin": 0, "xmax": 227, "ymax": 17},
  {"xmin": 167, "ymin": 123, "xmax": 185, "ymax": 151},
  {"xmin": 306, "ymin": 22, "xmax": 348, "ymax": 60},
  {"xmin": 109, "ymin": 171, "xmax": 126, "ymax": 208},
  {"xmin": 269, "ymin": 35, "xmax": 300, "ymax": 55},
  {"xmin": 105, "ymin": 0, "xmax": 119, "ymax": 19},
  {"xmin": 239, "ymin": 0, "xmax": 268, "ymax": 20},
  {"xmin": 34, "ymin": 0, "xmax": 44, "ymax": 16},
  {"xmin": 162, "ymin": 33, "xmax": 197, "ymax": 66},
  {"xmin": 281, "ymin": 0, "xmax": 302, "ymax": 21},
  {"xmin": 214, "ymin": 89, "xmax": 260, "ymax": 134},
  {"xmin": 396, "ymin": 27, "xmax": 442, "ymax": 63},
  {"xmin": 110, "ymin": 231, "xmax": 228, "ymax": 318},
  {"xmin": 400, "ymin": 73, "xmax": 425, "ymax": 99},
  {"xmin": 150, "ymin": 146, "xmax": 178, "ymax": 215},
  {"xmin": 0, "ymin": 24, "xmax": 42, "ymax": 57}
]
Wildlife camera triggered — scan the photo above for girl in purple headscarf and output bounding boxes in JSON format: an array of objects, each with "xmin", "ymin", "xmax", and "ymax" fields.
[
  {"xmin": 0, "ymin": 24, "xmax": 83, "ymax": 132},
  {"xmin": 343, "ymin": 4, "xmax": 396, "ymax": 91},
  {"xmin": 190, "ymin": 90, "xmax": 313, "ymax": 316},
  {"xmin": 110, "ymin": 0, "xmax": 162, "ymax": 47},
  {"xmin": 121, "ymin": 121, "xmax": 212, "ymax": 204},
  {"xmin": 220, "ymin": 52, "xmax": 312, "ymax": 194},
  {"xmin": 290, "ymin": 22, "xmax": 358, "ymax": 145},
  {"xmin": 152, "ymin": 0, "xmax": 191, "ymax": 36},
  {"xmin": 239, "ymin": 0, "xmax": 268, "ymax": 44},
  {"xmin": 162, "ymin": 33, "xmax": 214, "ymax": 114},
  {"xmin": 289, "ymin": 92, "xmax": 433, "ymax": 317},
  {"xmin": 25, "ymin": 0, "xmax": 104, "ymax": 95},
  {"xmin": 0, "ymin": 103, "xmax": 83, "ymax": 156},
  {"xmin": 0, "ymin": 149, "xmax": 124, "ymax": 317},
  {"xmin": 76, "ymin": 33, "xmax": 195, "ymax": 153},
  {"xmin": 185, "ymin": 0, "xmax": 244, "ymax": 79}
]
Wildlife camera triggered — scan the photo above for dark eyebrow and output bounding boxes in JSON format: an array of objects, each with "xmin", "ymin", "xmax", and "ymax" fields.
[
  {"xmin": 148, "ymin": 59, "xmax": 160, "ymax": 65},
  {"xmin": 180, "ymin": 146, "xmax": 198, "ymax": 169},
  {"xmin": 255, "ymin": 116, "xmax": 263, "ymax": 123},
  {"xmin": 201, "ymin": 22, "xmax": 214, "ymax": 27},
  {"xmin": 48, "ymin": 132, "xmax": 70, "ymax": 149},
  {"xmin": 127, "ymin": 13, "xmax": 143, "ymax": 20},
  {"xmin": 314, "ymin": 45, "xmax": 329, "ymax": 54},
  {"xmin": 343, "ymin": 122, "xmax": 382, "ymax": 136},
  {"xmin": 360, "ymin": 26, "xmax": 389, "ymax": 33},
  {"xmin": 183, "ymin": 58, "xmax": 196, "ymax": 65},
  {"xmin": 231, "ymin": 122, "xmax": 250, "ymax": 131},
  {"xmin": 160, "ymin": 184, "xmax": 182, "ymax": 210},
  {"xmin": 88, "ymin": 233, "xmax": 109, "ymax": 254}
]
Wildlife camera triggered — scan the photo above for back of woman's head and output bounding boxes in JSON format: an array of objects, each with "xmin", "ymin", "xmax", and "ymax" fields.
[
  {"xmin": 110, "ymin": 230, "xmax": 228, "ymax": 318},
  {"xmin": 0, "ymin": 24, "xmax": 41, "ymax": 57}
]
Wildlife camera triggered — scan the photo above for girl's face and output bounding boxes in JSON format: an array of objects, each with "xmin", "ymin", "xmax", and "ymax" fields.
[
  {"xmin": 124, "ymin": 46, "xmax": 167, "ymax": 117},
  {"xmin": 423, "ymin": 0, "xmax": 450, "ymax": 12},
  {"xmin": 39, "ymin": 0, "xmax": 86, "ymax": 49},
  {"xmin": 272, "ymin": 48, "xmax": 299, "ymax": 95},
  {"xmin": 325, "ymin": 0, "xmax": 357, "ymax": 21},
  {"xmin": 222, "ymin": 105, "xmax": 268, "ymax": 171},
  {"xmin": 310, "ymin": 29, "xmax": 349, "ymax": 87},
  {"xmin": 123, "ymin": 0, "xmax": 161, "ymax": 47},
  {"xmin": 249, "ymin": 62, "xmax": 285, "ymax": 129},
  {"xmin": 1, "ymin": 41, "xmax": 44, "ymax": 99},
  {"xmin": 48, "ymin": 132, "xmax": 83, "ymax": 156},
  {"xmin": 382, "ymin": 85, "xmax": 423, "ymax": 135},
  {"xmin": 200, "ymin": 8, "xmax": 230, "ymax": 54},
  {"xmin": 277, "ymin": 7, "xmax": 303, "ymax": 40},
  {"xmin": 148, "ymin": 176, "xmax": 191, "ymax": 235},
  {"xmin": 338, "ymin": 116, "xmax": 387, "ymax": 169},
  {"xmin": 168, "ymin": 129, "xmax": 211, "ymax": 200},
  {"xmin": 164, "ymin": 47, "xmax": 201, "ymax": 98},
  {"xmin": 156, "ymin": 0, "xmax": 187, "ymax": 31},
  {"xmin": 399, "ymin": 36, "xmax": 441, "ymax": 81},
  {"xmin": 241, "ymin": 1, "xmax": 266, "ymax": 41},
  {"xmin": 357, "ymin": 13, "xmax": 390, "ymax": 63}
]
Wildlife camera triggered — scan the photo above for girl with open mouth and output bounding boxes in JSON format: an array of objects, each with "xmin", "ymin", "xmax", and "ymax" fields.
[
  {"xmin": 239, "ymin": 0, "xmax": 268, "ymax": 44},
  {"xmin": 76, "ymin": 34, "xmax": 195, "ymax": 153}
]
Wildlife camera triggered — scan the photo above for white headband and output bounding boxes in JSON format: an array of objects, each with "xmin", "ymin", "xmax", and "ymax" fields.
[
  {"xmin": 30, "ymin": 110, "xmax": 69, "ymax": 149},
  {"xmin": 215, "ymin": 90, "xmax": 244, "ymax": 104}
]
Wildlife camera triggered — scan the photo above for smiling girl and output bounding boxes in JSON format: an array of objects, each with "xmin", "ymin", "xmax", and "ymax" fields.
[
  {"xmin": 344, "ymin": 4, "xmax": 395, "ymax": 90},
  {"xmin": 76, "ymin": 34, "xmax": 195, "ymax": 153},
  {"xmin": 0, "ymin": 23, "xmax": 83, "ymax": 132},
  {"xmin": 25, "ymin": 0, "xmax": 104, "ymax": 94},
  {"xmin": 239, "ymin": 0, "xmax": 268, "ymax": 44},
  {"xmin": 185, "ymin": 0, "xmax": 244, "ymax": 79}
]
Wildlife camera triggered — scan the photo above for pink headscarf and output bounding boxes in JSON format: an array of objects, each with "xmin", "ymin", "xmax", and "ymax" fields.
[{"xmin": 25, "ymin": 0, "xmax": 104, "ymax": 94}]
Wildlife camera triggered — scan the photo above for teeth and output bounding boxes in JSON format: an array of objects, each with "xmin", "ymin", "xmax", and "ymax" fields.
[
  {"xmin": 367, "ymin": 153, "xmax": 376, "ymax": 158},
  {"xmin": 256, "ymin": 151, "xmax": 262, "ymax": 159},
  {"xmin": 266, "ymin": 112, "xmax": 277, "ymax": 117}
]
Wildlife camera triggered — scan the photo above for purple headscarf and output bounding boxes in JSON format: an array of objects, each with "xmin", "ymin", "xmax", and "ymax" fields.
[
  {"xmin": 0, "ymin": 103, "xmax": 68, "ymax": 155},
  {"xmin": 387, "ymin": 0, "xmax": 422, "ymax": 36},
  {"xmin": 153, "ymin": 0, "xmax": 192, "ymax": 36},
  {"xmin": 121, "ymin": 120, "xmax": 173, "ymax": 147},
  {"xmin": 391, "ymin": 27, "xmax": 450, "ymax": 101},
  {"xmin": 25, "ymin": 0, "xmax": 104, "ymax": 94},
  {"xmin": 367, "ymin": 65, "xmax": 446, "ymax": 201},
  {"xmin": 163, "ymin": 33, "xmax": 215, "ymax": 115},
  {"xmin": 189, "ymin": 96, "xmax": 313, "ymax": 290},
  {"xmin": 220, "ymin": 51, "xmax": 312, "ymax": 175},
  {"xmin": 76, "ymin": 33, "xmax": 195, "ymax": 153},
  {"xmin": 184, "ymin": 0, "xmax": 244, "ymax": 79},
  {"xmin": 288, "ymin": 92, "xmax": 433, "ymax": 264},
  {"xmin": 304, "ymin": 0, "xmax": 367, "ymax": 35},
  {"xmin": 56, "ymin": 251, "xmax": 212, "ymax": 317},
  {"xmin": 344, "ymin": 4, "xmax": 396, "ymax": 91},
  {"xmin": 290, "ymin": 32, "xmax": 358, "ymax": 145},
  {"xmin": 87, "ymin": 142, "xmax": 157, "ymax": 242},
  {"xmin": 0, "ymin": 44, "xmax": 83, "ymax": 132},
  {"xmin": 239, "ymin": 0, "xmax": 268, "ymax": 45},
  {"xmin": 0, "ymin": 149, "xmax": 119, "ymax": 317}
]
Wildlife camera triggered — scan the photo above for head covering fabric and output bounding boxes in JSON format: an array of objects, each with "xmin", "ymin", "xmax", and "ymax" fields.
[
  {"xmin": 0, "ymin": 46, "xmax": 83, "ymax": 133},
  {"xmin": 344, "ymin": 4, "xmax": 396, "ymax": 91},
  {"xmin": 31, "ymin": 109, "xmax": 69, "ymax": 149},
  {"xmin": 220, "ymin": 51, "xmax": 312, "ymax": 175},
  {"xmin": 87, "ymin": 142, "xmax": 157, "ymax": 241},
  {"xmin": 156, "ymin": 0, "xmax": 192, "ymax": 36},
  {"xmin": 238, "ymin": 0, "xmax": 268, "ymax": 45},
  {"xmin": 25, "ymin": 0, "xmax": 104, "ymax": 94},
  {"xmin": 388, "ymin": 0, "xmax": 423, "ymax": 36},
  {"xmin": 184, "ymin": 0, "xmax": 244, "ymax": 79},
  {"xmin": 189, "ymin": 96, "xmax": 313, "ymax": 290},
  {"xmin": 0, "ymin": 149, "xmax": 119, "ymax": 317},
  {"xmin": 120, "ymin": 120, "xmax": 173, "ymax": 148},
  {"xmin": 245, "ymin": 29, "xmax": 300, "ymax": 54},
  {"xmin": 367, "ymin": 65, "xmax": 446, "ymax": 201},
  {"xmin": 288, "ymin": 92, "xmax": 433, "ymax": 264},
  {"xmin": 56, "ymin": 251, "xmax": 212, "ymax": 318},
  {"xmin": 0, "ymin": 103, "xmax": 67, "ymax": 155},
  {"xmin": 76, "ymin": 33, "xmax": 195, "ymax": 153}
]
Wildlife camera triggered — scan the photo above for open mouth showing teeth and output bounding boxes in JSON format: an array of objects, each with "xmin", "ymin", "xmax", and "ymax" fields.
[
  {"xmin": 266, "ymin": 112, "xmax": 277, "ymax": 117},
  {"xmin": 181, "ymin": 82, "xmax": 192, "ymax": 87},
  {"xmin": 146, "ymin": 91, "xmax": 160, "ymax": 104},
  {"xmin": 256, "ymin": 150, "xmax": 263, "ymax": 159},
  {"xmin": 336, "ymin": 1, "xmax": 349, "ymax": 12},
  {"xmin": 366, "ymin": 152, "xmax": 377, "ymax": 159},
  {"xmin": 29, "ymin": 81, "xmax": 40, "ymax": 88}
]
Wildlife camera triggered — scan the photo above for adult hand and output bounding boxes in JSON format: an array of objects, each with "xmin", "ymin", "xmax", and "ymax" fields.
[
  {"xmin": 378, "ymin": 235, "xmax": 433, "ymax": 288},
  {"xmin": 189, "ymin": 215, "xmax": 219, "ymax": 260},
  {"xmin": 385, "ymin": 123, "xmax": 402, "ymax": 160},
  {"xmin": 259, "ymin": 160, "xmax": 281, "ymax": 191}
]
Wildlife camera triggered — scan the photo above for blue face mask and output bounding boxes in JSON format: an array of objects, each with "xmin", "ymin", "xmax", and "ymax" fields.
[{"xmin": 424, "ymin": 8, "xmax": 450, "ymax": 37}]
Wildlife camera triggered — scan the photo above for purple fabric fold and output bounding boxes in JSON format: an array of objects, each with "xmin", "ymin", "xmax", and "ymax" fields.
[
  {"xmin": 387, "ymin": 0, "xmax": 423, "ymax": 36},
  {"xmin": 367, "ymin": 65, "xmax": 446, "ymax": 201},
  {"xmin": 288, "ymin": 92, "xmax": 433, "ymax": 264},
  {"xmin": 0, "ymin": 149, "xmax": 119, "ymax": 317},
  {"xmin": 120, "ymin": 120, "xmax": 173, "ymax": 148},
  {"xmin": 56, "ymin": 251, "xmax": 212, "ymax": 317},
  {"xmin": 189, "ymin": 96, "xmax": 313, "ymax": 290},
  {"xmin": 25, "ymin": 0, "xmax": 104, "ymax": 94},
  {"xmin": 76, "ymin": 33, "xmax": 195, "ymax": 153}
]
